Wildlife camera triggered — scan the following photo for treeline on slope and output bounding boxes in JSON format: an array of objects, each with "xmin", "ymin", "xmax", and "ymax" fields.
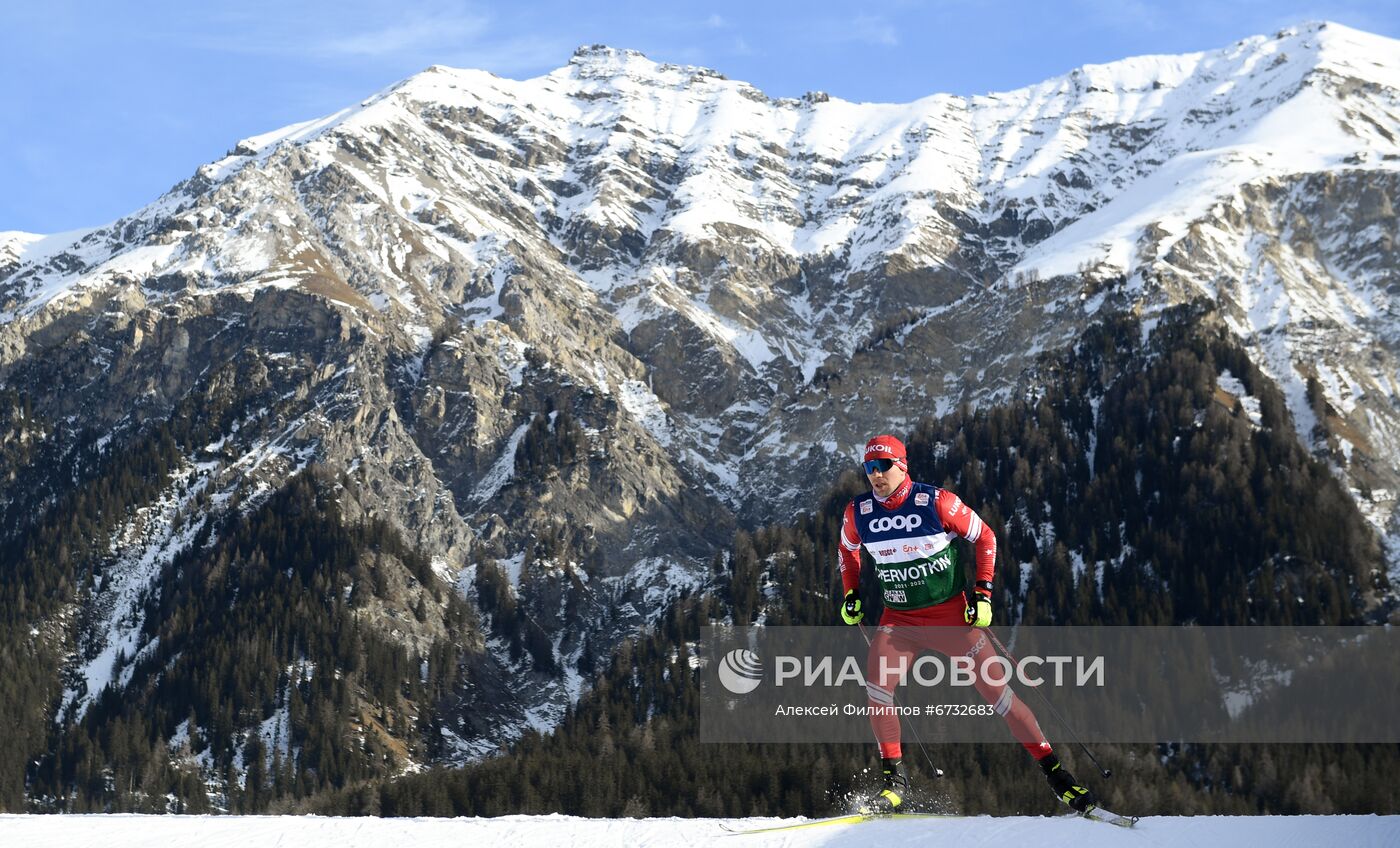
[
  {"xmin": 0, "ymin": 351, "xmax": 496, "ymax": 813},
  {"xmin": 22, "ymin": 469, "xmax": 484, "ymax": 813},
  {"xmin": 904, "ymin": 305, "xmax": 1382, "ymax": 627},
  {"xmin": 351, "ymin": 304, "xmax": 1395, "ymax": 818},
  {"xmin": 0, "ymin": 388, "xmax": 206, "ymax": 810}
]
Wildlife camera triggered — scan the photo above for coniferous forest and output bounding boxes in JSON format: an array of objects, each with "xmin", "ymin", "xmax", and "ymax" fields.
[{"xmin": 1, "ymin": 304, "xmax": 1396, "ymax": 815}]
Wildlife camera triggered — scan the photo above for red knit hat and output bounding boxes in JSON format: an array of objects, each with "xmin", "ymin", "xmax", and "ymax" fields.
[{"xmin": 863, "ymin": 435, "xmax": 908, "ymax": 471}]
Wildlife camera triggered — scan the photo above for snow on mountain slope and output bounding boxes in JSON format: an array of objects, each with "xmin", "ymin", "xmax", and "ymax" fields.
[
  {"xmin": 1007, "ymin": 22, "xmax": 1400, "ymax": 279},
  {"xmin": 60, "ymin": 460, "xmax": 219, "ymax": 720},
  {"xmin": 6, "ymin": 22, "xmax": 1392, "ymax": 397},
  {"xmin": 0, "ymin": 230, "xmax": 44, "ymax": 269},
  {"xmin": 2, "ymin": 813, "xmax": 1398, "ymax": 848}
]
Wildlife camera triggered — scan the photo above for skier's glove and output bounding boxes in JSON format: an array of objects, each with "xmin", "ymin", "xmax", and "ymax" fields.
[
  {"xmin": 966, "ymin": 594, "xmax": 992, "ymax": 628},
  {"xmin": 840, "ymin": 589, "xmax": 863, "ymax": 625}
]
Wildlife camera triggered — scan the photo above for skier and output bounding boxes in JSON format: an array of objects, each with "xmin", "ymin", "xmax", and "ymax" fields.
[{"xmin": 837, "ymin": 434, "xmax": 1097, "ymax": 815}]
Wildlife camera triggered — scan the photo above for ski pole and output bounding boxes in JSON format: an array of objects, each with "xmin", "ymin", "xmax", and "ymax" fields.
[
  {"xmin": 858, "ymin": 621, "xmax": 944, "ymax": 780},
  {"xmin": 985, "ymin": 628, "xmax": 1112, "ymax": 779}
]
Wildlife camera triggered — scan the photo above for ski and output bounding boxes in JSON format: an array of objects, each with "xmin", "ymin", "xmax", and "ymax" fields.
[
  {"xmin": 721, "ymin": 808, "xmax": 1131, "ymax": 836},
  {"xmin": 720, "ymin": 812, "xmax": 956, "ymax": 835},
  {"xmin": 720, "ymin": 814, "xmax": 867, "ymax": 834},
  {"xmin": 1080, "ymin": 805, "xmax": 1139, "ymax": 828}
]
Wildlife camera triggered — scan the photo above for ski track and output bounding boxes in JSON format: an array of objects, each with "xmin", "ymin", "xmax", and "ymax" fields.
[{"xmin": 1, "ymin": 814, "xmax": 1397, "ymax": 847}]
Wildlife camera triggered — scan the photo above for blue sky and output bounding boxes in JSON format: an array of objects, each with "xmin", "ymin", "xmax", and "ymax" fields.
[{"xmin": 3, "ymin": 0, "xmax": 1397, "ymax": 234}]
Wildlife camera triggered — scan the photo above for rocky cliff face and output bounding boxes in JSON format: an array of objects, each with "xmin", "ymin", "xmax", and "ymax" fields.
[{"xmin": 1, "ymin": 21, "xmax": 1397, "ymax": 767}]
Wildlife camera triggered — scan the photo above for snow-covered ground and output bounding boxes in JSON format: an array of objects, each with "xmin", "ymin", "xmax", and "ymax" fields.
[{"xmin": 2, "ymin": 813, "xmax": 1397, "ymax": 847}]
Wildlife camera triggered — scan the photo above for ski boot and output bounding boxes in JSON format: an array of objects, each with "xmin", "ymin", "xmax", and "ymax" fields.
[
  {"xmin": 862, "ymin": 757, "xmax": 909, "ymax": 815},
  {"xmin": 1040, "ymin": 753, "xmax": 1096, "ymax": 813}
]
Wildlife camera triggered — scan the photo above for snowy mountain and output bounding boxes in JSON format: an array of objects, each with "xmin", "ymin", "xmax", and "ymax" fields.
[{"xmin": 1, "ymin": 20, "xmax": 1397, "ymax": 791}]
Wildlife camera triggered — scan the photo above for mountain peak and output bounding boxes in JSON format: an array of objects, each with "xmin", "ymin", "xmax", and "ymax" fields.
[
  {"xmin": 1307, "ymin": 20, "xmax": 1400, "ymax": 84},
  {"xmin": 571, "ymin": 44, "xmax": 648, "ymax": 63},
  {"xmin": 561, "ymin": 43, "xmax": 728, "ymax": 86}
]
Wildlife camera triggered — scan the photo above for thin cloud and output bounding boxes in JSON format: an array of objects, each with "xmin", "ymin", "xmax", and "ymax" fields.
[
  {"xmin": 855, "ymin": 16, "xmax": 900, "ymax": 46},
  {"xmin": 1070, "ymin": 0, "xmax": 1168, "ymax": 33},
  {"xmin": 840, "ymin": 15, "xmax": 896, "ymax": 46},
  {"xmin": 172, "ymin": 3, "xmax": 499, "ymax": 65},
  {"xmin": 315, "ymin": 13, "xmax": 491, "ymax": 58},
  {"xmin": 807, "ymin": 14, "xmax": 900, "ymax": 47}
]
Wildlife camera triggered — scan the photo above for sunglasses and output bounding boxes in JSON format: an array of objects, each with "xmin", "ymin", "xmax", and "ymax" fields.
[{"xmin": 863, "ymin": 458, "xmax": 896, "ymax": 474}]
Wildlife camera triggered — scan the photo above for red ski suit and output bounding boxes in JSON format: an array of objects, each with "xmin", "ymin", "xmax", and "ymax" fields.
[{"xmin": 839, "ymin": 476, "xmax": 1052, "ymax": 761}]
